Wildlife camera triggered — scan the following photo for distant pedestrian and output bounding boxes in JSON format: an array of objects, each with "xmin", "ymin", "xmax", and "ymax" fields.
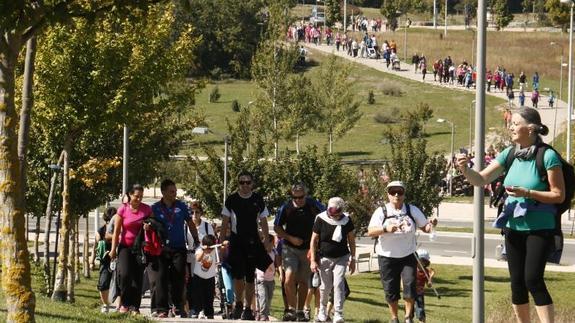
[
  {"xmin": 532, "ymin": 89, "xmax": 539, "ymax": 109},
  {"xmin": 548, "ymin": 90, "xmax": 555, "ymax": 108},
  {"xmin": 532, "ymin": 72, "xmax": 540, "ymax": 90},
  {"xmin": 95, "ymin": 207, "xmax": 117, "ymax": 313}
]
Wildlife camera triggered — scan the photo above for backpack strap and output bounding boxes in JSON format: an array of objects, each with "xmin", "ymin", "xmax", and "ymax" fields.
[
  {"xmin": 373, "ymin": 205, "xmax": 388, "ymax": 254},
  {"xmin": 535, "ymin": 144, "xmax": 549, "ymax": 183},
  {"xmin": 504, "ymin": 145, "xmax": 516, "ymax": 171},
  {"xmin": 204, "ymin": 221, "xmax": 209, "ymax": 236}
]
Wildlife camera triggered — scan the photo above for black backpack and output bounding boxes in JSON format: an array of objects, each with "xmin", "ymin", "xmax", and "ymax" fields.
[{"xmin": 502, "ymin": 143, "xmax": 575, "ymax": 264}]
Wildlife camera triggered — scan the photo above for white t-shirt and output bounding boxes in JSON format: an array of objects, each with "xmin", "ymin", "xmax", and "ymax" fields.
[
  {"xmin": 193, "ymin": 247, "xmax": 217, "ymax": 279},
  {"xmin": 196, "ymin": 219, "xmax": 215, "ymax": 241},
  {"xmin": 368, "ymin": 203, "xmax": 427, "ymax": 258}
]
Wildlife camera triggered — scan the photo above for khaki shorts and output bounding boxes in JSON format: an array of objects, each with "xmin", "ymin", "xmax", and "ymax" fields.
[{"xmin": 282, "ymin": 244, "xmax": 311, "ymax": 283}]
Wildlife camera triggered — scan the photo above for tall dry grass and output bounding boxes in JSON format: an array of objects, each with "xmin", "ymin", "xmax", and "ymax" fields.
[{"xmin": 344, "ymin": 28, "xmax": 567, "ymax": 87}]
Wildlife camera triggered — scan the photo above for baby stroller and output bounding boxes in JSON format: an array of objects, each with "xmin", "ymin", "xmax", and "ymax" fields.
[
  {"xmin": 392, "ymin": 57, "xmax": 401, "ymax": 71},
  {"xmin": 366, "ymin": 47, "xmax": 379, "ymax": 59},
  {"xmin": 213, "ymin": 243, "xmax": 231, "ymax": 319}
]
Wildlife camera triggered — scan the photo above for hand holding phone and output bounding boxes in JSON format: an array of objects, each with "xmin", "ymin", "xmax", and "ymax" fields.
[{"xmin": 505, "ymin": 186, "xmax": 518, "ymax": 192}]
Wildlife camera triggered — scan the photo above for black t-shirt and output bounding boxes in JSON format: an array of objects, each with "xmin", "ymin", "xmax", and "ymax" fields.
[
  {"xmin": 275, "ymin": 198, "xmax": 324, "ymax": 250},
  {"xmin": 223, "ymin": 192, "xmax": 268, "ymax": 238},
  {"xmin": 312, "ymin": 215, "xmax": 354, "ymax": 258}
]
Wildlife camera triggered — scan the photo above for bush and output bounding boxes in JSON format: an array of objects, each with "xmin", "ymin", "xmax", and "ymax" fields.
[
  {"xmin": 209, "ymin": 67, "xmax": 222, "ymax": 80},
  {"xmin": 381, "ymin": 85, "xmax": 404, "ymax": 97},
  {"xmin": 367, "ymin": 90, "xmax": 375, "ymax": 104},
  {"xmin": 374, "ymin": 111, "xmax": 398, "ymax": 124},
  {"xmin": 231, "ymin": 99, "xmax": 241, "ymax": 112},
  {"xmin": 209, "ymin": 86, "xmax": 221, "ymax": 103}
]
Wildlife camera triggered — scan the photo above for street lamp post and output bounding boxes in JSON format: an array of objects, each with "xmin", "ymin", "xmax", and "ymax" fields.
[
  {"xmin": 444, "ymin": 0, "xmax": 448, "ymax": 37},
  {"xmin": 433, "ymin": 0, "xmax": 437, "ymax": 28},
  {"xmin": 48, "ymin": 164, "xmax": 62, "ymax": 293},
  {"xmin": 550, "ymin": 41, "xmax": 565, "ymax": 145},
  {"xmin": 469, "ymin": 100, "xmax": 476, "ymax": 150},
  {"xmin": 344, "ymin": 0, "xmax": 347, "ymax": 32},
  {"xmin": 561, "ymin": 0, "xmax": 574, "ymax": 164},
  {"xmin": 437, "ymin": 118, "xmax": 455, "ymax": 196}
]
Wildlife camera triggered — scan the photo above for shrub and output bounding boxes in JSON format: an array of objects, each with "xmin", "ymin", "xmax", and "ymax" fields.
[
  {"xmin": 374, "ymin": 111, "xmax": 398, "ymax": 124},
  {"xmin": 367, "ymin": 90, "xmax": 375, "ymax": 104},
  {"xmin": 210, "ymin": 67, "xmax": 222, "ymax": 80},
  {"xmin": 231, "ymin": 99, "xmax": 241, "ymax": 112},
  {"xmin": 381, "ymin": 84, "xmax": 403, "ymax": 97},
  {"xmin": 209, "ymin": 86, "xmax": 221, "ymax": 103}
]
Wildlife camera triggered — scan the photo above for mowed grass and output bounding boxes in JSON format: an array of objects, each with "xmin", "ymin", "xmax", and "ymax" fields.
[
  {"xmin": 189, "ymin": 50, "xmax": 506, "ymax": 160},
  {"xmin": 269, "ymin": 264, "xmax": 575, "ymax": 322},
  {"xmin": 0, "ymin": 265, "xmax": 148, "ymax": 323}
]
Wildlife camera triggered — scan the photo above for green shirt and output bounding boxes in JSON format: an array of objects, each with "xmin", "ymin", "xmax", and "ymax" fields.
[{"xmin": 495, "ymin": 146, "xmax": 562, "ymax": 231}]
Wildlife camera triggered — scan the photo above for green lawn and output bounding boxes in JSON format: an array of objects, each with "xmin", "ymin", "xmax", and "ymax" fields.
[
  {"xmin": 0, "ymin": 264, "xmax": 148, "ymax": 323},
  {"xmin": 188, "ymin": 51, "xmax": 506, "ymax": 160},
  {"xmin": 270, "ymin": 264, "xmax": 575, "ymax": 322}
]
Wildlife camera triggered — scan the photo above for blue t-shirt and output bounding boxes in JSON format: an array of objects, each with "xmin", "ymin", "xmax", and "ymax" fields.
[
  {"xmin": 152, "ymin": 199, "xmax": 191, "ymax": 249},
  {"xmin": 495, "ymin": 146, "xmax": 562, "ymax": 231}
]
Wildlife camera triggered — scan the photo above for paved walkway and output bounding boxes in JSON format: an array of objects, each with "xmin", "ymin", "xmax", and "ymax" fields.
[{"xmin": 303, "ymin": 42, "xmax": 570, "ymax": 144}]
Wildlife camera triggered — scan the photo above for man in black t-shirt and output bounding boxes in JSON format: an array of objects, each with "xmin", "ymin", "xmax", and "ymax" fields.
[
  {"xmin": 310, "ymin": 197, "xmax": 356, "ymax": 323},
  {"xmin": 274, "ymin": 183, "xmax": 325, "ymax": 321},
  {"xmin": 221, "ymin": 171, "xmax": 271, "ymax": 320}
]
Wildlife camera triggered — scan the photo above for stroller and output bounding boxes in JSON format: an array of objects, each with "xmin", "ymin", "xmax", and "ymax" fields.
[
  {"xmin": 366, "ymin": 47, "xmax": 379, "ymax": 59},
  {"xmin": 213, "ymin": 243, "xmax": 231, "ymax": 319},
  {"xmin": 392, "ymin": 57, "xmax": 401, "ymax": 70}
]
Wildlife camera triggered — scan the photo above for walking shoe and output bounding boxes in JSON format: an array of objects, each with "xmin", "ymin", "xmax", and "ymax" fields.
[
  {"xmin": 389, "ymin": 318, "xmax": 400, "ymax": 323},
  {"xmin": 241, "ymin": 308, "xmax": 255, "ymax": 320},
  {"xmin": 315, "ymin": 307, "xmax": 327, "ymax": 322},
  {"xmin": 232, "ymin": 302, "xmax": 243, "ymax": 320},
  {"xmin": 404, "ymin": 318, "xmax": 414, "ymax": 323},
  {"xmin": 303, "ymin": 308, "xmax": 311, "ymax": 321},
  {"xmin": 296, "ymin": 310, "xmax": 309, "ymax": 322},
  {"xmin": 282, "ymin": 308, "xmax": 297, "ymax": 321},
  {"xmin": 100, "ymin": 305, "xmax": 109, "ymax": 313},
  {"xmin": 333, "ymin": 312, "xmax": 344, "ymax": 323}
]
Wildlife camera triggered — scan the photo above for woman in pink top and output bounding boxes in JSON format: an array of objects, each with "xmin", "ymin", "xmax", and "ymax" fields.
[{"xmin": 110, "ymin": 184, "xmax": 152, "ymax": 314}]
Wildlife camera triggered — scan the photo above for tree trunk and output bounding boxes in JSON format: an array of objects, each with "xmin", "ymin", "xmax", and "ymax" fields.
[
  {"xmin": 43, "ymin": 151, "xmax": 64, "ymax": 293},
  {"xmin": 329, "ymin": 132, "xmax": 333, "ymax": 153},
  {"xmin": 0, "ymin": 35, "xmax": 36, "ymax": 323},
  {"xmin": 33, "ymin": 215, "xmax": 40, "ymax": 263},
  {"xmin": 83, "ymin": 214, "xmax": 90, "ymax": 278},
  {"xmin": 19, "ymin": 36, "xmax": 36, "ymax": 249},
  {"xmin": 66, "ymin": 217, "xmax": 76, "ymax": 303},
  {"xmin": 52, "ymin": 140, "xmax": 72, "ymax": 302},
  {"xmin": 295, "ymin": 132, "xmax": 300, "ymax": 155},
  {"xmin": 75, "ymin": 218, "xmax": 80, "ymax": 283}
]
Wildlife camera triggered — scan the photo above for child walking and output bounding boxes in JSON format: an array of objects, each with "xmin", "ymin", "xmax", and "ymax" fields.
[
  {"xmin": 255, "ymin": 235, "xmax": 278, "ymax": 321},
  {"xmin": 190, "ymin": 234, "xmax": 218, "ymax": 319},
  {"xmin": 414, "ymin": 249, "xmax": 435, "ymax": 323}
]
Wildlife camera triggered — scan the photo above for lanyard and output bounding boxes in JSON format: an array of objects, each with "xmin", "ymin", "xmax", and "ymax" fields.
[{"xmin": 159, "ymin": 200, "xmax": 176, "ymax": 230}]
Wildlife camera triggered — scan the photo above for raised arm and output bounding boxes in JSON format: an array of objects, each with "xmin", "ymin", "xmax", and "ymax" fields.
[{"xmin": 456, "ymin": 154, "xmax": 504, "ymax": 186}]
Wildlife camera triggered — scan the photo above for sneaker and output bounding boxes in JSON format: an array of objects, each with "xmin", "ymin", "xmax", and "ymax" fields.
[
  {"xmin": 404, "ymin": 318, "xmax": 414, "ymax": 323},
  {"xmin": 282, "ymin": 308, "xmax": 297, "ymax": 321},
  {"xmin": 100, "ymin": 305, "xmax": 109, "ymax": 313},
  {"xmin": 189, "ymin": 311, "xmax": 199, "ymax": 319},
  {"xmin": 303, "ymin": 308, "xmax": 311, "ymax": 322},
  {"xmin": 390, "ymin": 318, "xmax": 400, "ymax": 323},
  {"xmin": 241, "ymin": 308, "xmax": 255, "ymax": 320},
  {"xmin": 232, "ymin": 303, "xmax": 244, "ymax": 320},
  {"xmin": 315, "ymin": 307, "xmax": 327, "ymax": 322},
  {"xmin": 333, "ymin": 312, "xmax": 344, "ymax": 323},
  {"xmin": 296, "ymin": 310, "xmax": 308, "ymax": 322}
]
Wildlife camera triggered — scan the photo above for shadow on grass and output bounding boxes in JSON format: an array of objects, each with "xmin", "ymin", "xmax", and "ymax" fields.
[
  {"xmin": 336, "ymin": 151, "xmax": 373, "ymax": 158},
  {"xmin": 294, "ymin": 59, "xmax": 320, "ymax": 72},
  {"xmin": 458, "ymin": 275, "xmax": 510, "ymax": 283},
  {"xmin": 347, "ymin": 296, "xmax": 384, "ymax": 307}
]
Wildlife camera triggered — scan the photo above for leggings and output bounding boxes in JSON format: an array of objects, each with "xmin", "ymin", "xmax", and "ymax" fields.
[
  {"xmin": 505, "ymin": 229, "xmax": 553, "ymax": 306},
  {"xmin": 117, "ymin": 245, "xmax": 144, "ymax": 309}
]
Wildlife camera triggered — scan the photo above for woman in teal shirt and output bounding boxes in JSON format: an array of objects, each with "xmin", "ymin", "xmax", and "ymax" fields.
[{"xmin": 456, "ymin": 108, "xmax": 565, "ymax": 323}]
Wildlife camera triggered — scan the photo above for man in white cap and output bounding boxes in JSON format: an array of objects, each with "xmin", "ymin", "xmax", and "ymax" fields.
[
  {"xmin": 309, "ymin": 197, "xmax": 356, "ymax": 323},
  {"xmin": 367, "ymin": 181, "xmax": 437, "ymax": 323}
]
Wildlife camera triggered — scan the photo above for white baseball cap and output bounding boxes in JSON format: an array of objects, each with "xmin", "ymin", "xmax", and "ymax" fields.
[{"xmin": 386, "ymin": 180, "xmax": 405, "ymax": 190}]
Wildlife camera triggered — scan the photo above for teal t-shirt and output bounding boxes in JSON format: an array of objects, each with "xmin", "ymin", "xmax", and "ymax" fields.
[{"xmin": 495, "ymin": 146, "xmax": 562, "ymax": 231}]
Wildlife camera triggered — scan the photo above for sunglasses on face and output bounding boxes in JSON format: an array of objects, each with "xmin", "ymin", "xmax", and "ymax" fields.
[
  {"xmin": 328, "ymin": 207, "xmax": 343, "ymax": 216},
  {"xmin": 239, "ymin": 180, "xmax": 252, "ymax": 185},
  {"xmin": 388, "ymin": 188, "xmax": 405, "ymax": 196},
  {"xmin": 292, "ymin": 194, "xmax": 305, "ymax": 200}
]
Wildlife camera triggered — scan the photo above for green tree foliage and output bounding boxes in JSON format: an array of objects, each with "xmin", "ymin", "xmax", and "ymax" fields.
[
  {"xmin": 493, "ymin": 0, "xmax": 514, "ymax": 30},
  {"xmin": 325, "ymin": 0, "xmax": 342, "ymax": 27},
  {"xmin": 282, "ymin": 74, "xmax": 319, "ymax": 153},
  {"xmin": 382, "ymin": 108, "xmax": 445, "ymax": 217},
  {"xmin": 313, "ymin": 55, "xmax": 362, "ymax": 153},
  {"xmin": 30, "ymin": 4, "xmax": 199, "ymax": 301},
  {"xmin": 180, "ymin": 0, "xmax": 266, "ymax": 78},
  {"xmin": 381, "ymin": 0, "xmax": 412, "ymax": 30},
  {"xmin": 546, "ymin": 0, "xmax": 571, "ymax": 29}
]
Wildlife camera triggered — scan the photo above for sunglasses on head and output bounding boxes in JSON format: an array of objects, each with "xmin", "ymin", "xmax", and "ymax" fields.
[
  {"xmin": 388, "ymin": 188, "xmax": 405, "ymax": 196},
  {"xmin": 239, "ymin": 180, "xmax": 252, "ymax": 185}
]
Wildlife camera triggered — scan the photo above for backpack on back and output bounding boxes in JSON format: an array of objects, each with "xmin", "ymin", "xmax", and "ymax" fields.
[{"xmin": 503, "ymin": 143, "xmax": 575, "ymax": 264}]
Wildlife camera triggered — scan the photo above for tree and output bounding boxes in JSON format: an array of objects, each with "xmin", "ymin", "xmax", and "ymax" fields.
[
  {"xmin": 313, "ymin": 55, "xmax": 362, "ymax": 153},
  {"xmin": 382, "ymin": 108, "xmax": 445, "ymax": 217},
  {"xmin": 493, "ymin": 0, "xmax": 514, "ymax": 30},
  {"xmin": 325, "ymin": 0, "xmax": 342, "ymax": 27},
  {"xmin": 381, "ymin": 0, "xmax": 412, "ymax": 31},
  {"xmin": 546, "ymin": 0, "xmax": 571, "ymax": 30},
  {"xmin": 30, "ymin": 4, "xmax": 197, "ymax": 302},
  {"xmin": 282, "ymin": 74, "xmax": 319, "ymax": 154}
]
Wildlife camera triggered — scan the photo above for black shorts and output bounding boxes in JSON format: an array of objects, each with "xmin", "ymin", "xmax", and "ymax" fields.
[
  {"xmin": 97, "ymin": 256, "xmax": 112, "ymax": 291},
  {"xmin": 378, "ymin": 254, "xmax": 417, "ymax": 303},
  {"xmin": 228, "ymin": 235, "xmax": 261, "ymax": 283}
]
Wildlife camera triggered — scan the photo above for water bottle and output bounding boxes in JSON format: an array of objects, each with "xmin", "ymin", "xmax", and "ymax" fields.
[
  {"xmin": 429, "ymin": 226, "xmax": 436, "ymax": 242},
  {"xmin": 312, "ymin": 272, "xmax": 320, "ymax": 288},
  {"xmin": 109, "ymin": 259, "xmax": 117, "ymax": 271}
]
